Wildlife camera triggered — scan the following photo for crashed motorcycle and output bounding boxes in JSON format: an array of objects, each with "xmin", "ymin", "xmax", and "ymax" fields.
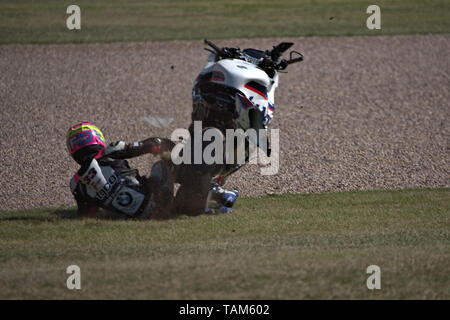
[{"xmin": 172, "ymin": 39, "xmax": 304, "ymax": 215}]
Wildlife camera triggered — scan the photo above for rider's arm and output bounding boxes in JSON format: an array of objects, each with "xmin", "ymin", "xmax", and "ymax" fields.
[{"xmin": 104, "ymin": 138, "xmax": 173, "ymax": 160}]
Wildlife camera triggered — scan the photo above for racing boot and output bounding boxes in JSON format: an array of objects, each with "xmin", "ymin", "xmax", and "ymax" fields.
[{"xmin": 205, "ymin": 184, "xmax": 239, "ymax": 214}]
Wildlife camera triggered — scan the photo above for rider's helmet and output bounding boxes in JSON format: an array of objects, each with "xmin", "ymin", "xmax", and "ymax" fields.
[{"xmin": 66, "ymin": 122, "xmax": 106, "ymax": 164}]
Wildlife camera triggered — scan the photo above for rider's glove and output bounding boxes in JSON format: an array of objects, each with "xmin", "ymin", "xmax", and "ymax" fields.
[{"xmin": 141, "ymin": 137, "xmax": 175, "ymax": 155}]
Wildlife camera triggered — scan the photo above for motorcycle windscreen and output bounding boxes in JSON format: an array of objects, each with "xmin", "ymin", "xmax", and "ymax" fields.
[{"xmin": 242, "ymin": 48, "xmax": 265, "ymax": 65}]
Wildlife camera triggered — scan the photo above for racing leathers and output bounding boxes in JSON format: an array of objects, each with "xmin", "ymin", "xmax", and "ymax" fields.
[{"xmin": 69, "ymin": 137, "xmax": 173, "ymax": 219}]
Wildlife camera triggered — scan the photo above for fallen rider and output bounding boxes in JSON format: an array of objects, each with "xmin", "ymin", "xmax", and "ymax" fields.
[{"xmin": 66, "ymin": 122, "xmax": 174, "ymax": 219}]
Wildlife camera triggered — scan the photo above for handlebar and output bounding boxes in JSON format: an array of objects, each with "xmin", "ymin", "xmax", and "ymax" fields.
[
  {"xmin": 286, "ymin": 50, "xmax": 304, "ymax": 64},
  {"xmin": 204, "ymin": 39, "xmax": 221, "ymax": 54},
  {"xmin": 204, "ymin": 39, "xmax": 303, "ymax": 71},
  {"xmin": 276, "ymin": 51, "xmax": 304, "ymax": 70}
]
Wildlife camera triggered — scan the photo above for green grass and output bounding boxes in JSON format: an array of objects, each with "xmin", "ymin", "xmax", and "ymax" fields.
[
  {"xmin": 0, "ymin": 188, "xmax": 448, "ymax": 299},
  {"xmin": 0, "ymin": 0, "xmax": 449, "ymax": 44}
]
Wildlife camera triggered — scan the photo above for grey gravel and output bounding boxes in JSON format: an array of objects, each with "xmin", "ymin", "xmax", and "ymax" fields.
[{"xmin": 0, "ymin": 35, "xmax": 449, "ymax": 211}]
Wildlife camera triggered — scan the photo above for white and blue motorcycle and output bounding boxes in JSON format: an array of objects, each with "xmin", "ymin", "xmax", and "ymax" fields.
[{"xmin": 173, "ymin": 39, "xmax": 304, "ymax": 215}]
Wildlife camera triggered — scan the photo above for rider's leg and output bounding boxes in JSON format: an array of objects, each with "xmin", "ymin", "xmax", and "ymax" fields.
[{"xmin": 148, "ymin": 160, "xmax": 174, "ymax": 219}]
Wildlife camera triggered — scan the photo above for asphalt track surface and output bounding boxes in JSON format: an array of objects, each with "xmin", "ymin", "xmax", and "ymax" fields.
[{"xmin": 0, "ymin": 35, "xmax": 449, "ymax": 210}]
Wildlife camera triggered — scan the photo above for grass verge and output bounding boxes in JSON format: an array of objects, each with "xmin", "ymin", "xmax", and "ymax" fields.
[
  {"xmin": 0, "ymin": 188, "xmax": 448, "ymax": 299},
  {"xmin": 0, "ymin": 0, "xmax": 449, "ymax": 44}
]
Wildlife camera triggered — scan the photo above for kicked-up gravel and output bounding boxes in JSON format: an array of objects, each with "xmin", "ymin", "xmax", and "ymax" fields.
[{"xmin": 0, "ymin": 35, "xmax": 449, "ymax": 210}]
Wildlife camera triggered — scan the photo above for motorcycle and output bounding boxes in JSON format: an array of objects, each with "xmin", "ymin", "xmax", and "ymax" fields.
[{"xmin": 172, "ymin": 39, "xmax": 304, "ymax": 215}]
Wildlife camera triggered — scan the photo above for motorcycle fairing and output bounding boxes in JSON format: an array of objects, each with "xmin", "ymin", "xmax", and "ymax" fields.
[{"xmin": 194, "ymin": 56, "xmax": 277, "ymax": 130}]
